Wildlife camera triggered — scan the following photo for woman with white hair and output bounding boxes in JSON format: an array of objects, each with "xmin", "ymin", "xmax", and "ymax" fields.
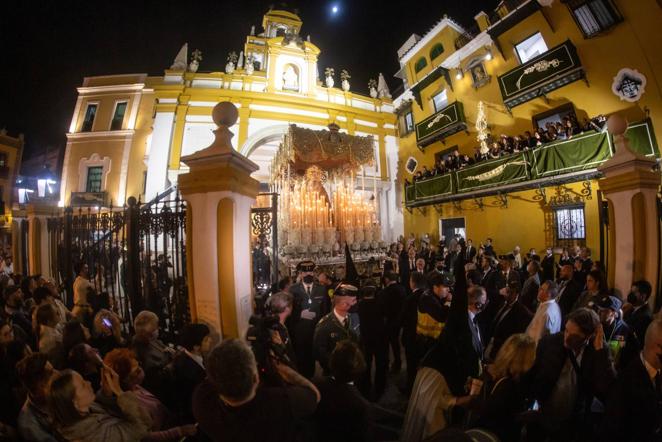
[{"xmin": 129, "ymin": 311, "xmax": 173, "ymax": 397}]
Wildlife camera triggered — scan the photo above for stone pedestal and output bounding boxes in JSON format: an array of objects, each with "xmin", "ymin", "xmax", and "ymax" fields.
[
  {"xmin": 179, "ymin": 102, "xmax": 259, "ymax": 339},
  {"xmin": 26, "ymin": 202, "xmax": 56, "ymax": 279},
  {"xmin": 598, "ymin": 115, "xmax": 661, "ymax": 301}
]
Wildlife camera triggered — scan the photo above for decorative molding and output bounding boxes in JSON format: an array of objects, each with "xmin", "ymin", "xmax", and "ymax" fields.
[{"xmin": 77, "ymin": 153, "xmax": 112, "ymax": 193}]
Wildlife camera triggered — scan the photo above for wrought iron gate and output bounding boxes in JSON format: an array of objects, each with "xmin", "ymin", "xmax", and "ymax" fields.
[
  {"xmin": 250, "ymin": 193, "xmax": 278, "ymax": 293},
  {"xmin": 47, "ymin": 191, "xmax": 189, "ymax": 340}
]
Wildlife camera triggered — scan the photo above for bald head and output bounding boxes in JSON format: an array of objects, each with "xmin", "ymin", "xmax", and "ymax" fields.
[{"xmin": 643, "ymin": 319, "xmax": 662, "ymax": 370}]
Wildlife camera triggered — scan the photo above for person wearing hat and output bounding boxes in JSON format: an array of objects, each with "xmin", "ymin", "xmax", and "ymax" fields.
[
  {"xmin": 416, "ymin": 274, "xmax": 451, "ymax": 360},
  {"xmin": 597, "ymin": 295, "xmax": 636, "ymax": 368},
  {"xmin": 288, "ymin": 260, "xmax": 330, "ymax": 378},
  {"xmin": 313, "ymin": 283, "xmax": 359, "ymax": 375}
]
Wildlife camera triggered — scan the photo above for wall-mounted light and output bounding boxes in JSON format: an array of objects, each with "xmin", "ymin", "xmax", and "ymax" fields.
[
  {"xmin": 455, "ymin": 68, "xmax": 464, "ymax": 80},
  {"xmin": 484, "ymin": 49, "xmax": 493, "ymax": 61}
]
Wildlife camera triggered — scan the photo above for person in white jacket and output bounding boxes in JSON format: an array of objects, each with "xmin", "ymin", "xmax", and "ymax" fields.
[{"xmin": 526, "ymin": 280, "xmax": 562, "ymax": 343}]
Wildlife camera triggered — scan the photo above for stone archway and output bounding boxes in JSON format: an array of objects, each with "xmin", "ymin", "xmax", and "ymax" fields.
[{"xmin": 240, "ymin": 124, "xmax": 290, "ymax": 183}]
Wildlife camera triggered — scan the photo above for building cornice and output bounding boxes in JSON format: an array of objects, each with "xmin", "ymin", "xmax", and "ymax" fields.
[
  {"xmin": 399, "ymin": 18, "xmax": 467, "ymax": 64},
  {"xmin": 77, "ymin": 83, "xmax": 146, "ymax": 95},
  {"xmin": 66, "ymin": 130, "xmax": 136, "ymax": 140}
]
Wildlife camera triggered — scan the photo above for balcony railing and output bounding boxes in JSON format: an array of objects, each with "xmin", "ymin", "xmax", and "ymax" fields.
[
  {"xmin": 415, "ymin": 101, "xmax": 467, "ymax": 148},
  {"xmin": 488, "ymin": 0, "xmax": 531, "ymax": 26},
  {"xmin": 497, "ymin": 40, "xmax": 584, "ymax": 111},
  {"xmin": 404, "ymin": 120, "xmax": 659, "ymax": 207}
]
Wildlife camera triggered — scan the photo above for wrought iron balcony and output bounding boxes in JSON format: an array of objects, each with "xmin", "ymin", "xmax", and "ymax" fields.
[
  {"xmin": 405, "ymin": 120, "xmax": 658, "ymax": 207},
  {"xmin": 415, "ymin": 101, "xmax": 467, "ymax": 148},
  {"xmin": 497, "ymin": 40, "xmax": 585, "ymax": 111},
  {"xmin": 70, "ymin": 191, "xmax": 109, "ymax": 207}
]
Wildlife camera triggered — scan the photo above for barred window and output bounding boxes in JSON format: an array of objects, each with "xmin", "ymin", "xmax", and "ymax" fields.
[
  {"xmin": 565, "ymin": 0, "xmax": 622, "ymax": 37},
  {"xmin": 432, "ymin": 90, "xmax": 448, "ymax": 113},
  {"xmin": 554, "ymin": 205, "xmax": 586, "ymax": 240},
  {"xmin": 86, "ymin": 166, "xmax": 103, "ymax": 193}
]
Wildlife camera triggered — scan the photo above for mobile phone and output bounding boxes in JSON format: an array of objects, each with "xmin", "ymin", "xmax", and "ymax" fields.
[{"xmin": 102, "ymin": 318, "xmax": 112, "ymax": 328}]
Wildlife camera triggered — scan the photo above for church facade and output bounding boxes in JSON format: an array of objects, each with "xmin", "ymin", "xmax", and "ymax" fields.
[{"xmin": 59, "ymin": 9, "xmax": 404, "ymax": 241}]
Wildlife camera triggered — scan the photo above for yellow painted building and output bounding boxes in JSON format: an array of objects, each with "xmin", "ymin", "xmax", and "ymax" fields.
[
  {"xmin": 0, "ymin": 130, "xmax": 24, "ymax": 250},
  {"xmin": 394, "ymin": 0, "xmax": 662, "ymax": 270},
  {"xmin": 59, "ymin": 8, "xmax": 403, "ymax": 240}
]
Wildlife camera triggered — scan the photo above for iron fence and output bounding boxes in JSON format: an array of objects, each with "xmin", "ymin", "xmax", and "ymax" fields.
[{"xmin": 46, "ymin": 192, "xmax": 189, "ymax": 341}]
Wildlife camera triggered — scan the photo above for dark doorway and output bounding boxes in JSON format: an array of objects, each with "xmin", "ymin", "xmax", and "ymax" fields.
[{"xmin": 439, "ymin": 217, "xmax": 466, "ymax": 247}]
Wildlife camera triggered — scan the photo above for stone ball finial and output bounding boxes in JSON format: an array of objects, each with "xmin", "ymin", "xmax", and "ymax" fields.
[
  {"xmin": 607, "ymin": 114, "xmax": 628, "ymax": 137},
  {"xmin": 212, "ymin": 101, "xmax": 239, "ymax": 127}
]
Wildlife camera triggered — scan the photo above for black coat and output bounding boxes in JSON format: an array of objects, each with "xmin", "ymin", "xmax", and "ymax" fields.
[
  {"xmin": 381, "ymin": 283, "xmax": 406, "ymax": 329},
  {"xmin": 168, "ymin": 352, "xmax": 206, "ymax": 423},
  {"xmin": 556, "ymin": 278, "xmax": 582, "ymax": 319},
  {"xmin": 529, "ymin": 333, "xmax": 617, "ymax": 423},
  {"xmin": 421, "ymin": 244, "xmax": 480, "ymax": 396},
  {"xmin": 314, "ymin": 377, "xmax": 373, "ymax": 442},
  {"xmin": 624, "ymin": 304, "xmax": 653, "ymax": 350},
  {"xmin": 519, "ymin": 274, "xmax": 540, "ymax": 313},
  {"xmin": 600, "ymin": 355, "xmax": 662, "ymax": 441},
  {"xmin": 485, "ymin": 301, "xmax": 533, "ymax": 361},
  {"xmin": 541, "ymin": 254, "xmax": 555, "ymax": 282}
]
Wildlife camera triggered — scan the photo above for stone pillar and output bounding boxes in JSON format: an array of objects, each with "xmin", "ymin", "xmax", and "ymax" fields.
[
  {"xmin": 26, "ymin": 202, "xmax": 55, "ymax": 279},
  {"xmin": 178, "ymin": 102, "xmax": 259, "ymax": 340},
  {"xmin": 598, "ymin": 115, "xmax": 661, "ymax": 302}
]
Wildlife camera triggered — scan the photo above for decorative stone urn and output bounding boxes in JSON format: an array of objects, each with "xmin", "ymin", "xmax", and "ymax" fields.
[
  {"xmin": 369, "ymin": 87, "xmax": 378, "ymax": 98},
  {"xmin": 325, "ymin": 75, "xmax": 334, "ymax": 88},
  {"xmin": 225, "ymin": 62, "xmax": 235, "ymax": 74}
]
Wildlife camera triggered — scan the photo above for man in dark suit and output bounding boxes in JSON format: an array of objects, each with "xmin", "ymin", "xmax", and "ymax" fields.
[
  {"xmin": 541, "ymin": 247, "xmax": 555, "ymax": 282},
  {"xmin": 556, "ymin": 264, "xmax": 582, "ymax": 321},
  {"xmin": 465, "ymin": 239, "xmax": 477, "ymax": 263},
  {"xmin": 624, "ymin": 280, "xmax": 654, "ymax": 350},
  {"xmin": 425, "ymin": 256, "xmax": 446, "ymax": 284},
  {"xmin": 600, "ymin": 319, "xmax": 662, "ymax": 441},
  {"xmin": 288, "ymin": 260, "xmax": 331, "ymax": 378},
  {"xmin": 314, "ymin": 340, "xmax": 373, "ymax": 442},
  {"xmin": 529, "ymin": 308, "xmax": 617, "ymax": 441},
  {"xmin": 519, "ymin": 260, "xmax": 541, "ymax": 312},
  {"xmin": 478, "ymin": 254, "xmax": 520, "ymax": 340},
  {"xmin": 402, "ymin": 272, "xmax": 427, "ymax": 390},
  {"xmin": 483, "ymin": 238, "xmax": 494, "ymax": 257},
  {"xmin": 357, "ymin": 285, "xmax": 388, "ymax": 400},
  {"xmin": 382, "ymin": 272, "xmax": 405, "ymax": 373},
  {"xmin": 484, "ymin": 280, "xmax": 533, "ymax": 362},
  {"xmin": 400, "ymin": 247, "xmax": 417, "ymax": 289}
]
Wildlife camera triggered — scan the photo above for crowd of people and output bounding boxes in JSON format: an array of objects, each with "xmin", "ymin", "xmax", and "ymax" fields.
[
  {"xmin": 0, "ymin": 229, "xmax": 660, "ymax": 442},
  {"xmin": 408, "ymin": 114, "xmax": 597, "ymax": 183}
]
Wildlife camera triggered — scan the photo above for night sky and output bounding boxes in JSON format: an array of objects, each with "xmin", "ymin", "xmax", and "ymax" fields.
[{"xmin": 1, "ymin": 0, "xmax": 497, "ymax": 158}]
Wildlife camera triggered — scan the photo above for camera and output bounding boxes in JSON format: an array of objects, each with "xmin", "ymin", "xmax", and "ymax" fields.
[{"xmin": 246, "ymin": 314, "xmax": 291, "ymax": 385}]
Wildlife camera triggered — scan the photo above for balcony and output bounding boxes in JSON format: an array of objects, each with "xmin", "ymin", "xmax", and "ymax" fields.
[
  {"xmin": 415, "ymin": 101, "xmax": 467, "ymax": 148},
  {"xmin": 70, "ymin": 191, "xmax": 109, "ymax": 207},
  {"xmin": 404, "ymin": 120, "xmax": 659, "ymax": 207},
  {"xmin": 497, "ymin": 40, "xmax": 585, "ymax": 111}
]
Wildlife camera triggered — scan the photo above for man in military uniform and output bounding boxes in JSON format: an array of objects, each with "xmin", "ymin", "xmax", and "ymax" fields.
[
  {"xmin": 288, "ymin": 260, "xmax": 330, "ymax": 378},
  {"xmin": 416, "ymin": 274, "xmax": 451, "ymax": 360},
  {"xmin": 313, "ymin": 283, "xmax": 360, "ymax": 375}
]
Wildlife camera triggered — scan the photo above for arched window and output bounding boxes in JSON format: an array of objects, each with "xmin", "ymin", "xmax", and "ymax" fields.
[
  {"xmin": 430, "ymin": 43, "xmax": 445, "ymax": 60},
  {"xmin": 414, "ymin": 57, "xmax": 428, "ymax": 73}
]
